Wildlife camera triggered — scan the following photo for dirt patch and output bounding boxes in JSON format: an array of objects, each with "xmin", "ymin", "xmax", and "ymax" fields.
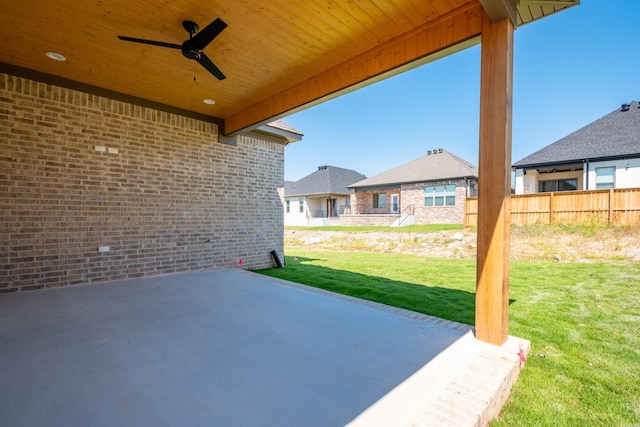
[{"xmin": 285, "ymin": 227, "xmax": 640, "ymax": 262}]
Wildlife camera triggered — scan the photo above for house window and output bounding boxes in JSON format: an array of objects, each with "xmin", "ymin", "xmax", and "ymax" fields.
[
  {"xmin": 424, "ymin": 185, "xmax": 456, "ymax": 206},
  {"xmin": 595, "ymin": 167, "xmax": 615, "ymax": 189},
  {"xmin": 286, "ymin": 200, "xmax": 290, "ymax": 213},
  {"xmin": 299, "ymin": 198, "xmax": 304, "ymax": 213},
  {"xmin": 539, "ymin": 179, "xmax": 577, "ymax": 193},
  {"xmin": 373, "ymin": 193, "xmax": 387, "ymax": 209}
]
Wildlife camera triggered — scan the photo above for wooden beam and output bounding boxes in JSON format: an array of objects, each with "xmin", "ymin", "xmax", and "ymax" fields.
[
  {"xmin": 475, "ymin": 11, "xmax": 514, "ymax": 346},
  {"xmin": 223, "ymin": 2, "xmax": 483, "ymax": 136}
]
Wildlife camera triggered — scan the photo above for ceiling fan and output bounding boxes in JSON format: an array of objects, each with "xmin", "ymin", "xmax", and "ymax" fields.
[{"xmin": 118, "ymin": 18, "xmax": 227, "ymax": 80}]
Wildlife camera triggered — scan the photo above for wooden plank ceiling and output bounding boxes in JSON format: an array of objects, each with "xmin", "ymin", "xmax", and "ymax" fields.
[{"xmin": 0, "ymin": 0, "xmax": 577, "ymax": 136}]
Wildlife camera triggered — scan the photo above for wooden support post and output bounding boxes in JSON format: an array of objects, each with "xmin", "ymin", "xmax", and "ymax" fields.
[{"xmin": 475, "ymin": 12, "xmax": 514, "ymax": 346}]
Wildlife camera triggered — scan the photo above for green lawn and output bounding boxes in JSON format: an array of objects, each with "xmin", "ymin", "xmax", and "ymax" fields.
[{"xmin": 256, "ymin": 249, "xmax": 640, "ymax": 426}]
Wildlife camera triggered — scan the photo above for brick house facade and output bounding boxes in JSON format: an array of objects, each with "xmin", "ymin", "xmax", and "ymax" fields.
[
  {"xmin": 1, "ymin": 73, "xmax": 294, "ymax": 293},
  {"xmin": 349, "ymin": 180, "xmax": 472, "ymax": 225},
  {"xmin": 346, "ymin": 150, "xmax": 478, "ymax": 225},
  {"xmin": 399, "ymin": 181, "xmax": 470, "ymax": 224}
]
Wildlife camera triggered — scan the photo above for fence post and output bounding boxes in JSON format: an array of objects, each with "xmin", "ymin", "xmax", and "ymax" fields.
[
  {"xmin": 608, "ymin": 188, "xmax": 614, "ymax": 224},
  {"xmin": 549, "ymin": 192, "xmax": 554, "ymax": 224},
  {"xmin": 464, "ymin": 199, "xmax": 469, "ymax": 227}
]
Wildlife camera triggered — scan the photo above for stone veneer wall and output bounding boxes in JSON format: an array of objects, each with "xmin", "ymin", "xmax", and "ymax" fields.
[
  {"xmin": 0, "ymin": 73, "xmax": 285, "ymax": 293},
  {"xmin": 334, "ymin": 214, "xmax": 398, "ymax": 226},
  {"xmin": 351, "ymin": 189, "xmax": 399, "ymax": 215}
]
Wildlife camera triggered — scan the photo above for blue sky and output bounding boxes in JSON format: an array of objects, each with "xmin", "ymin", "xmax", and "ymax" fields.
[{"xmin": 282, "ymin": 0, "xmax": 640, "ymax": 181}]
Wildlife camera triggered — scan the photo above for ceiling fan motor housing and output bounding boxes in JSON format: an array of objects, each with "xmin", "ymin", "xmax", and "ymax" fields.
[
  {"xmin": 182, "ymin": 44, "xmax": 202, "ymax": 60},
  {"xmin": 182, "ymin": 21, "xmax": 202, "ymax": 60}
]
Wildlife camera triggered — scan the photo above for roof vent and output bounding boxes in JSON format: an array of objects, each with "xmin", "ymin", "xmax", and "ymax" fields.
[
  {"xmin": 427, "ymin": 150, "xmax": 432, "ymax": 155},
  {"xmin": 318, "ymin": 165, "xmax": 328, "ymax": 170},
  {"xmin": 621, "ymin": 103, "xmax": 630, "ymax": 112},
  {"xmin": 438, "ymin": 148, "xmax": 443, "ymax": 153}
]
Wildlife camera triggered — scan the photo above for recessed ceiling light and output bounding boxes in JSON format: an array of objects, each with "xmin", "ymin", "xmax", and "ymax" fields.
[
  {"xmin": 203, "ymin": 99, "xmax": 215, "ymax": 105},
  {"xmin": 45, "ymin": 52, "xmax": 66, "ymax": 61}
]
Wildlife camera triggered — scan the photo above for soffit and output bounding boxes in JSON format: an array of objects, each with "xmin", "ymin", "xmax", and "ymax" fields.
[
  {"xmin": 517, "ymin": 0, "xmax": 579, "ymax": 25},
  {"xmin": 0, "ymin": 0, "xmax": 577, "ymax": 135}
]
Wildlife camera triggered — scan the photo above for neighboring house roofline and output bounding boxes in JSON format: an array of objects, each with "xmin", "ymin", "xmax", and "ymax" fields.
[
  {"xmin": 513, "ymin": 101, "xmax": 640, "ymax": 168},
  {"xmin": 285, "ymin": 192, "xmax": 352, "ymax": 198},
  {"xmin": 351, "ymin": 175, "xmax": 477, "ymax": 190},
  {"xmin": 254, "ymin": 120, "xmax": 303, "ymax": 144},
  {"xmin": 284, "ymin": 165, "xmax": 366, "ymax": 197},
  {"xmin": 347, "ymin": 149, "xmax": 478, "ymax": 189},
  {"xmin": 514, "ymin": 153, "xmax": 640, "ymax": 171}
]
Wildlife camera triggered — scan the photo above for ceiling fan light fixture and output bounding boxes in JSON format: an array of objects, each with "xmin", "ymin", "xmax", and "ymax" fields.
[
  {"xmin": 203, "ymin": 99, "xmax": 215, "ymax": 105},
  {"xmin": 45, "ymin": 51, "xmax": 66, "ymax": 61}
]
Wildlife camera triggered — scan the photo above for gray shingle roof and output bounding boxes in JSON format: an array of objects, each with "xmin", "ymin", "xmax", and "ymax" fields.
[
  {"xmin": 348, "ymin": 150, "xmax": 478, "ymax": 189},
  {"xmin": 284, "ymin": 180, "xmax": 296, "ymax": 194},
  {"xmin": 514, "ymin": 101, "xmax": 640, "ymax": 168},
  {"xmin": 266, "ymin": 120, "xmax": 303, "ymax": 136},
  {"xmin": 285, "ymin": 166, "xmax": 366, "ymax": 197},
  {"xmin": 257, "ymin": 120, "xmax": 303, "ymax": 143}
]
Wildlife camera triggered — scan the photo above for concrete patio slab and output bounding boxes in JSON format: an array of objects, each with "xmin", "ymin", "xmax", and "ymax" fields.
[{"xmin": 0, "ymin": 269, "xmax": 529, "ymax": 426}]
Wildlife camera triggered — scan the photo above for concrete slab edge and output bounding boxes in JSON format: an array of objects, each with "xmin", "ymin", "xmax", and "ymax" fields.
[
  {"xmin": 245, "ymin": 270, "xmax": 474, "ymax": 333},
  {"xmin": 249, "ymin": 270, "xmax": 531, "ymax": 427},
  {"xmin": 418, "ymin": 335, "xmax": 531, "ymax": 427}
]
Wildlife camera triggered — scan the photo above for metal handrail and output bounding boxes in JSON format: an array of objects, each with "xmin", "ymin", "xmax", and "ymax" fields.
[{"xmin": 400, "ymin": 204, "xmax": 414, "ymax": 216}]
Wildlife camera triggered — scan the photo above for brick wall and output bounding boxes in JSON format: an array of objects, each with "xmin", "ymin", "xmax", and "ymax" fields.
[
  {"xmin": 0, "ymin": 73, "xmax": 285, "ymax": 293},
  {"xmin": 350, "ymin": 179, "xmax": 474, "ymax": 225},
  {"xmin": 351, "ymin": 189, "xmax": 400, "ymax": 214},
  {"xmin": 402, "ymin": 181, "xmax": 468, "ymax": 224}
]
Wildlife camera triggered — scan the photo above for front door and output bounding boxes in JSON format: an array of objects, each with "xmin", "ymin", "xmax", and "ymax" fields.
[{"xmin": 391, "ymin": 194, "xmax": 399, "ymax": 214}]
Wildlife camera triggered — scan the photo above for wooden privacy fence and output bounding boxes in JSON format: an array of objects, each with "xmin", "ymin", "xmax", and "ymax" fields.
[{"xmin": 464, "ymin": 188, "xmax": 640, "ymax": 227}]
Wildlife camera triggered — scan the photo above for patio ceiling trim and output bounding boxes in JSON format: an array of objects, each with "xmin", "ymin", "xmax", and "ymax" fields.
[
  {"xmin": 479, "ymin": 0, "xmax": 519, "ymax": 25},
  {"xmin": 223, "ymin": 2, "xmax": 483, "ymax": 136}
]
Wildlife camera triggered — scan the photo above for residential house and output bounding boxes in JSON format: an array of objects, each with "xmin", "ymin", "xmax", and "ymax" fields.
[
  {"xmin": 346, "ymin": 149, "xmax": 478, "ymax": 225},
  {"xmin": 284, "ymin": 166, "xmax": 366, "ymax": 226},
  {"xmin": 513, "ymin": 101, "xmax": 640, "ymax": 194}
]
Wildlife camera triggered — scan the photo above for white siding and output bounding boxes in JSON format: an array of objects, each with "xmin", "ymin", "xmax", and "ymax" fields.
[
  {"xmin": 284, "ymin": 197, "xmax": 308, "ymax": 226},
  {"xmin": 586, "ymin": 159, "xmax": 640, "ymax": 190},
  {"xmin": 514, "ymin": 158, "xmax": 640, "ymax": 195}
]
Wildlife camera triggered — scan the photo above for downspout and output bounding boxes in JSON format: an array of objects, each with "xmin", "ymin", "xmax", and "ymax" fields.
[{"xmin": 584, "ymin": 161, "xmax": 589, "ymax": 190}]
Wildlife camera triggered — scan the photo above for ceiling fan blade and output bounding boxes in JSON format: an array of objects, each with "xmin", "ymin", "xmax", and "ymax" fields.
[
  {"xmin": 195, "ymin": 52, "xmax": 226, "ymax": 80},
  {"xmin": 117, "ymin": 36, "xmax": 182, "ymax": 50},
  {"xmin": 190, "ymin": 18, "xmax": 227, "ymax": 50}
]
